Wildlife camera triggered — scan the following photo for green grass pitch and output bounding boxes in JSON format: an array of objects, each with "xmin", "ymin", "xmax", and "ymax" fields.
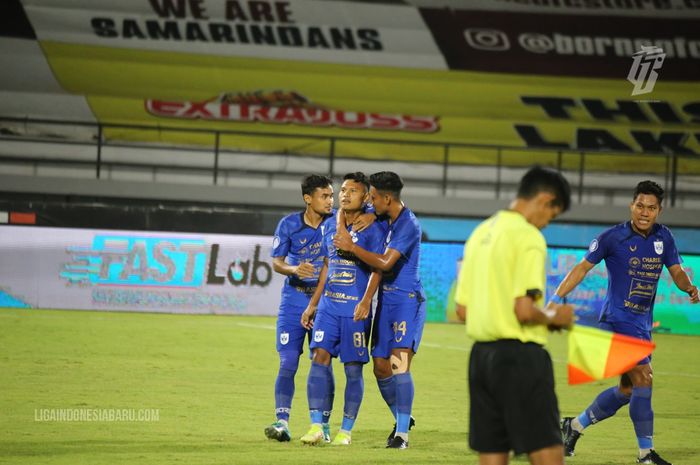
[{"xmin": 1, "ymin": 308, "xmax": 699, "ymax": 465}]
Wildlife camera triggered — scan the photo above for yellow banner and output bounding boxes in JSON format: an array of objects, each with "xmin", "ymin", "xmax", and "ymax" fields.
[{"xmin": 41, "ymin": 41, "xmax": 700, "ymax": 173}]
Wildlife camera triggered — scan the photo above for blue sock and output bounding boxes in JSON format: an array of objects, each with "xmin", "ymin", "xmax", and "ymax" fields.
[
  {"xmin": 274, "ymin": 351, "xmax": 299, "ymax": 422},
  {"xmin": 307, "ymin": 362, "xmax": 330, "ymax": 424},
  {"xmin": 323, "ymin": 363, "xmax": 335, "ymax": 424},
  {"xmin": 630, "ymin": 387, "xmax": 654, "ymax": 450},
  {"xmin": 395, "ymin": 372, "xmax": 414, "ymax": 434},
  {"xmin": 578, "ymin": 386, "xmax": 630, "ymax": 428},
  {"xmin": 377, "ymin": 375, "xmax": 397, "ymax": 418},
  {"xmin": 341, "ymin": 363, "xmax": 364, "ymax": 432}
]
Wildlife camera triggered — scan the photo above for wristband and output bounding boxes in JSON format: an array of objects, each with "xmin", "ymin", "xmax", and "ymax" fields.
[{"xmin": 550, "ymin": 294, "xmax": 565, "ymax": 304}]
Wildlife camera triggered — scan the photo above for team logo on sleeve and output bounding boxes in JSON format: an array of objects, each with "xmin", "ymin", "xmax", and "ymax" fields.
[
  {"xmin": 589, "ymin": 239, "xmax": 598, "ymax": 252},
  {"xmin": 654, "ymin": 240, "xmax": 664, "ymax": 255},
  {"xmin": 272, "ymin": 236, "xmax": 280, "ymax": 250},
  {"xmin": 280, "ymin": 332, "xmax": 289, "ymax": 345},
  {"xmin": 314, "ymin": 330, "xmax": 324, "ymax": 342}
]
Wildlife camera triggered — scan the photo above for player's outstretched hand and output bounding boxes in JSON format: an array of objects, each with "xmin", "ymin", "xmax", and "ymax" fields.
[
  {"xmin": 353, "ymin": 301, "xmax": 371, "ymax": 321},
  {"xmin": 548, "ymin": 303, "xmax": 574, "ymax": 331},
  {"xmin": 687, "ymin": 284, "xmax": 699, "ymax": 303},
  {"xmin": 294, "ymin": 262, "xmax": 315, "ymax": 279},
  {"xmin": 301, "ymin": 306, "xmax": 317, "ymax": 329},
  {"xmin": 352, "ymin": 212, "xmax": 376, "ymax": 232},
  {"xmin": 333, "ymin": 225, "xmax": 354, "ymax": 252}
]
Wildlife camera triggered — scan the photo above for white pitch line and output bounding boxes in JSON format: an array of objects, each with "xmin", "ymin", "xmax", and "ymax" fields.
[
  {"xmin": 421, "ymin": 341, "xmax": 469, "ymax": 352},
  {"xmin": 235, "ymin": 322, "xmax": 276, "ymax": 330}
]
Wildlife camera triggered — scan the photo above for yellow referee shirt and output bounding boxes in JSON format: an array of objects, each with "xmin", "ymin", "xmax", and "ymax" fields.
[{"xmin": 456, "ymin": 210, "xmax": 548, "ymax": 345}]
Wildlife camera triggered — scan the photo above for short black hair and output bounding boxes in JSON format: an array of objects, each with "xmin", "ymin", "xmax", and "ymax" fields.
[
  {"xmin": 369, "ymin": 171, "xmax": 404, "ymax": 198},
  {"xmin": 343, "ymin": 172, "xmax": 370, "ymax": 192},
  {"xmin": 516, "ymin": 165, "xmax": 571, "ymax": 212},
  {"xmin": 301, "ymin": 174, "xmax": 332, "ymax": 196},
  {"xmin": 633, "ymin": 180, "xmax": 664, "ymax": 206}
]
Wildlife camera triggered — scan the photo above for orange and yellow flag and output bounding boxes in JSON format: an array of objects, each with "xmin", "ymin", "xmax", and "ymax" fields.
[{"xmin": 567, "ymin": 325, "xmax": 656, "ymax": 385}]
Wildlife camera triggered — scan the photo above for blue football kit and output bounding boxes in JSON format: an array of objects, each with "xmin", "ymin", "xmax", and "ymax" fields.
[
  {"xmin": 310, "ymin": 216, "xmax": 385, "ymax": 363},
  {"xmin": 585, "ymin": 221, "xmax": 681, "ymax": 344},
  {"xmin": 271, "ymin": 211, "xmax": 329, "ymax": 353},
  {"xmin": 372, "ymin": 206, "xmax": 426, "ymax": 359}
]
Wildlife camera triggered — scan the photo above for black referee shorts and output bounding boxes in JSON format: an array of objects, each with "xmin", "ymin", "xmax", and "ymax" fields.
[{"xmin": 468, "ymin": 340, "xmax": 563, "ymax": 455}]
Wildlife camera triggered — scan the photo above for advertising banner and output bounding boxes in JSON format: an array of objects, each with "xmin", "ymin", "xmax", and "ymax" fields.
[
  {"xmin": 423, "ymin": 242, "xmax": 700, "ymax": 335},
  {"xmin": 2, "ymin": 0, "xmax": 699, "ymax": 171},
  {"xmin": 0, "ymin": 226, "xmax": 284, "ymax": 314}
]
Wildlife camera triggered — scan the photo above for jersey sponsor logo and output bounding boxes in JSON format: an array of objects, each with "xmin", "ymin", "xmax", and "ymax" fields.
[
  {"xmin": 629, "ymin": 278, "xmax": 656, "ymax": 299},
  {"xmin": 629, "ymin": 257, "xmax": 641, "ymax": 269},
  {"xmin": 654, "ymin": 240, "xmax": 664, "ymax": 255},
  {"xmin": 314, "ymin": 330, "xmax": 324, "ymax": 342},
  {"xmin": 280, "ymin": 331, "xmax": 289, "ymax": 345},
  {"xmin": 328, "ymin": 267, "xmax": 356, "ymax": 285},
  {"xmin": 146, "ymin": 91, "xmax": 439, "ymax": 133},
  {"xmin": 589, "ymin": 238, "xmax": 599, "ymax": 252}
]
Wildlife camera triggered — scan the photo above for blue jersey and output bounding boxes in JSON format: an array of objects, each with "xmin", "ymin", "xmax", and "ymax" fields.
[
  {"xmin": 585, "ymin": 221, "xmax": 681, "ymax": 332},
  {"xmin": 380, "ymin": 206, "xmax": 423, "ymax": 305},
  {"xmin": 271, "ymin": 212, "xmax": 330, "ymax": 311},
  {"xmin": 319, "ymin": 216, "xmax": 385, "ymax": 318}
]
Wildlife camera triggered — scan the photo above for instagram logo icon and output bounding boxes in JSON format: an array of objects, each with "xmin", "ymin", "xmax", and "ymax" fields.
[{"xmin": 463, "ymin": 29, "xmax": 510, "ymax": 51}]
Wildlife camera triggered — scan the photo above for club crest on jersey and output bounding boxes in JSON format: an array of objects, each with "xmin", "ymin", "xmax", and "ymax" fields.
[
  {"xmin": 589, "ymin": 239, "xmax": 598, "ymax": 252},
  {"xmin": 314, "ymin": 330, "xmax": 324, "ymax": 342},
  {"xmin": 350, "ymin": 230, "xmax": 359, "ymax": 243},
  {"xmin": 280, "ymin": 332, "xmax": 289, "ymax": 345},
  {"xmin": 654, "ymin": 240, "xmax": 664, "ymax": 255}
]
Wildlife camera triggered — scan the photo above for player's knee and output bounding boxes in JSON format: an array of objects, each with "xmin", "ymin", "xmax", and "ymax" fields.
[
  {"xmin": 390, "ymin": 351, "xmax": 410, "ymax": 375},
  {"xmin": 344, "ymin": 362, "xmax": 363, "ymax": 380},
  {"xmin": 312, "ymin": 348, "xmax": 331, "ymax": 366},
  {"xmin": 373, "ymin": 357, "xmax": 392, "ymax": 379},
  {"xmin": 279, "ymin": 350, "xmax": 300, "ymax": 374}
]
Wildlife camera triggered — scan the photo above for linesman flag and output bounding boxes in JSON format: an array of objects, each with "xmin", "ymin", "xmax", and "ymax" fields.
[{"xmin": 567, "ymin": 325, "xmax": 656, "ymax": 385}]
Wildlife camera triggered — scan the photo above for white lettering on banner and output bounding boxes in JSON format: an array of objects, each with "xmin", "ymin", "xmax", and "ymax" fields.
[
  {"xmin": 0, "ymin": 226, "xmax": 286, "ymax": 315},
  {"xmin": 464, "ymin": 30, "xmax": 700, "ymax": 60},
  {"xmin": 22, "ymin": 0, "xmax": 447, "ymax": 69}
]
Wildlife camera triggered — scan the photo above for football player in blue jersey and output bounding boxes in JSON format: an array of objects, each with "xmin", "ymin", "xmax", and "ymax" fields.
[
  {"xmin": 298, "ymin": 172, "xmax": 385, "ymax": 446},
  {"xmin": 334, "ymin": 171, "xmax": 425, "ymax": 449},
  {"xmin": 265, "ymin": 174, "xmax": 377, "ymax": 443},
  {"xmin": 265, "ymin": 174, "xmax": 335, "ymax": 443},
  {"xmin": 553, "ymin": 181, "xmax": 698, "ymax": 465}
]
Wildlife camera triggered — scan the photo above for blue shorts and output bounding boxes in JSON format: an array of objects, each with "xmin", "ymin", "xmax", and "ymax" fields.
[
  {"xmin": 598, "ymin": 320, "xmax": 652, "ymax": 365},
  {"xmin": 371, "ymin": 294, "xmax": 426, "ymax": 359},
  {"xmin": 276, "ymin": 306, "xmax": 310, "ymax": 354},
  {"xmin": 310, "ymin": 310, "xmax": 372, "ymax": 364}
]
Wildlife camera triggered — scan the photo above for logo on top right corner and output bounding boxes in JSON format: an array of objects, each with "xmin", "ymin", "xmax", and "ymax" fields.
[{"xmin": 627, "ymin": 46, "xmax": 666, "ymax": 96}]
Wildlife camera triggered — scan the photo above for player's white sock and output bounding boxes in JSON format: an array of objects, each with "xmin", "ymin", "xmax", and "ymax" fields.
[
  {"xmin": 639, "ymin": 448, "xmax": 652, "ymax": 458},
  {"xmin": 396, "ymin": 432, "xmax": 408, "ymax": 442},
  {"xmin": 278, "ymin": 419, "xmax": 288, "ymax": 427},
  {"xmin": 571, "ymin": 417, "xmax": 585, "ymax": 433}
]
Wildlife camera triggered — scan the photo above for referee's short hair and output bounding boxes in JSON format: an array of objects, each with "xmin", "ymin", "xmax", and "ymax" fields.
[{"xmin": 517, "ymin": 166, "xmax": 571, "ymax": 212}]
